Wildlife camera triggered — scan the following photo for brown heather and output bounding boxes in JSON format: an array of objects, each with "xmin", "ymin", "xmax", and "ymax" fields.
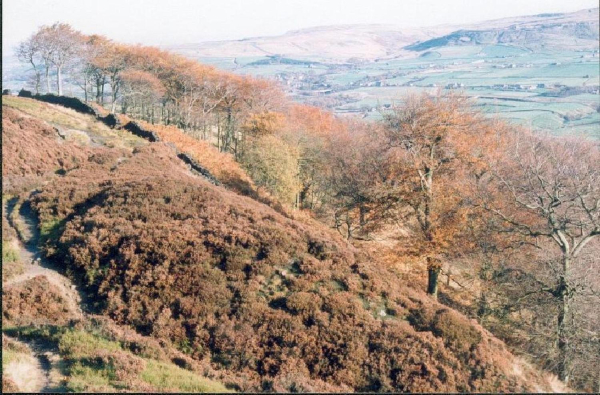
[
  {"xmin": 3, "ymin": 276, "xmax": 74, "ymax": 326},
  {"xmin": 2, "ymin": 102, "xmax": 558, "ymax": 392},
  {"xmin": 1, "ymin": 107, "xmax": 92, "ymax": 194},
  {"xmin": 23, "ymin": 145, "xmax": 548, "ymax": 392}
]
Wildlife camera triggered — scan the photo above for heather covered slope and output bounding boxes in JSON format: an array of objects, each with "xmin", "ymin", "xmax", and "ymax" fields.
[
  {"xmin": 2, "ymin": 100, "xmax": 561, "ymax": 392},
  {"xmin": 1, "ymin": 103, "xmax": 230, "ymax": 392}
]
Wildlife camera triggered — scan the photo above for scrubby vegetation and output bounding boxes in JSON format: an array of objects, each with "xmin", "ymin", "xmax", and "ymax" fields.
[
  {"xmin": 4, "ymin": 88, "xmax": 597, "ymax": 392},
  {"xmin": 1, "ymin": 106, "xmax": 91, "ymax": 194},
  {"xmin": 3, "ymin": 276, "xmax": 74, "ymax": 326},
  {"xmin": 2, "ymin": 200, "xmax": 24, "ymax": 281},
  {"xmin": 1, "ymin": 335, "xmax": 37, "ymax": 392},
  {"xmin": 120, "ymin": 115, "xmax": 258, "ymax": 198},
  {"xmin": 1, "ymin": 240, "xmax": 23, "ymax": 281}
]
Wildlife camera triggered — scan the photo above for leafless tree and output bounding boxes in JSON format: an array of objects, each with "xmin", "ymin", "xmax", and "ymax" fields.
[
  {"xmin": 15, "ymin": 36, "xmax": 43, "ymax": 94},
  {"xmin": 44, "ymin": 23, "xmax": 82, "ymax": 95},
  {"xmin": 33, "ymin": 27, "xmax": 56, "ymax": 93},
  {"xmin": 479, "ymin": 132, "xmax": 600, "ymax": 385}
]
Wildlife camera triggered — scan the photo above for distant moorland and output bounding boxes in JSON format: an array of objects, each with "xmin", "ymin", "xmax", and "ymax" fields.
[{"xmin": 164, "ymin": 8, "xmax": 600, "ymax": 137}]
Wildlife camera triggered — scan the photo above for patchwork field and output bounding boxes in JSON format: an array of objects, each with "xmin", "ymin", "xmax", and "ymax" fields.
[{"xmin": 182, "ymin": 46, "xmax": 599, "ymax": 137}]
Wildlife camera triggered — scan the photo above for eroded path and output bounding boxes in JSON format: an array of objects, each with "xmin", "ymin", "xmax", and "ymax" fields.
[
  {"xmin": 3, "ymin": 338, "xmax": 48, "ymax": 392},
  {"xmin": 4, "ymin": 197, "xmax": 85, "ymax": 318},
  {"xmin": 3, "ymin": 195, "xmax": 84, "ymax": 392}
]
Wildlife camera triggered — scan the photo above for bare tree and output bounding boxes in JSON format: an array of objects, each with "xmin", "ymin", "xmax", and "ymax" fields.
[
  {"xmin": 479, "ymin": 132, "xmax": 600, "ymax": 385},
  {"xmin": 33, "ymin": 27, "xmax": 56, "ymax": 93},
  {"xmin": 18, "ymin": 23, "xmax": 82, "ymax": 95},
  {"xmin": 15, "ymin": 36, "xmax": 43, "ymax": 94},
  {"xmin": 44, "ymin": 23, "xmax": 82, "ymax": 96},
  {"xmin": 71, "ymin": 35, "xmax": 107, "ymax": 102}
]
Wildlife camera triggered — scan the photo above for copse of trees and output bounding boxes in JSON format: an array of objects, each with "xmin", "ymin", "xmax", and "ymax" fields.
[
  {"xmin": 17, "ymin": 23, "xmax": 287, "ymax": 161},
  {"xmin": 16, "ymin": 23, "xmax": 82, "ymax": 95},
  {"xmin": 474, "ymin": 131, "xmax": 599, "ymax": 387},
  {"xmin": 282, "ymin": 93, "xmax": 599, "ymax": 389}
]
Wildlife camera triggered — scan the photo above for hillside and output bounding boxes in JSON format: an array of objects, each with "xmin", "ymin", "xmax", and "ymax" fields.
[
  {"xmin": 169, "ymin": 24, "xmax": 448, "ymax": 62},
  {"xmin": 1, "ymin": 96, "xmax": 567, "ymax": 392},
  {"xmin": 168, "ymin": 8, "xmax": 599, "ymax": 62},
  {"xmin": 1, "ymin": 100, "xmax": 233, "ymax": 392}
]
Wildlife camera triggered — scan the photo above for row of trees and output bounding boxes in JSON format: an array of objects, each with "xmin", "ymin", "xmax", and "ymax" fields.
[
  {"xmin": 17, "ymin": 25, "xmax": 599, "ymax": 390},
  {"xmin": 17, "ymin": 23, "xmax": 287, "ymax": 158}
]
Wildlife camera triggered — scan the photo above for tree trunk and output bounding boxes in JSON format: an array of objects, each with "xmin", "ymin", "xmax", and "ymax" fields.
[
  {"xmin": 557, "ymin": 288, "xmax": 569, "ymax": 384},
  {"xmin": 110, "ymin": 83, "xmax": 119, "ymax": 114},
  {"xmin": 427, "ymin": 257, "xmax": 441, "ymax": 298},
  {"xmin": 346, "ymin": 213, "xmax": 353, "ymax": 240},
  {"xmin": 57, "ymin": 66, "xmax": 63, "ymax": 96},
  {"xmin": 226, "ymin": 109, "xmax": 233, "ymax": 153},
  {"xmin": 30, "ymin": 61, "xmax": 41, "ymax": 94},
  {"xmin": 45, "ymin": 66, "xmax": 51, "ymax": 93},
  {"xmin": 359, "ymin": 205, "xmax": 367, "ymax": 227},
  {"xmin": 96, "ymin": 80, "xmax": 102, "ymax": 104},
  {"xmin": 217, "ymin": 116, "xmax": 221, "ymax": 151},
  {"xmin": 557, "ymin": 257, "xmax": 571, "ymax": 385},
  {"xmin": 477, "ymin": 291, "xmax": 489, "ymax": 323},
  {"xmin": 101, "ymin": 78, "xmax": 106, "ymax": 105}
]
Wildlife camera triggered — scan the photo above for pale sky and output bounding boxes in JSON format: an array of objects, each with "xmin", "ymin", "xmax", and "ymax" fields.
[{"xmin": 3, "ymin": 0, "xmax": 598, "ymax": 53}]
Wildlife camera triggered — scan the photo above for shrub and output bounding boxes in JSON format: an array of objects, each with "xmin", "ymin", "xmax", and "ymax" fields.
[
  {"xmin": 1, "ymin": 251, "xmax": 24, "ymax": 284},
  {"xmin": 240, "ymin": 135, "xmax": 301, "ymax": 205},
  {"xmin": 2, "ymin": 276, "xmax": 75, "ymax": 325},
  {"xmin": 2, "ymin": 240, "xmax": 19, "ymax": 263}
]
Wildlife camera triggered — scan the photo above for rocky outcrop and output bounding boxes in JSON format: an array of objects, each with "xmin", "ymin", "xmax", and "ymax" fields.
[
  {"xmin": 29, "ymin": 94, "xmax": 100, "ymax": 117},
  {"xmin": 122, "ymin": 121, "xmax": 161, "ymax": 142},
  {"xmin": 177, "ymin": 152, "xmax": 221, "ymax": 185}
]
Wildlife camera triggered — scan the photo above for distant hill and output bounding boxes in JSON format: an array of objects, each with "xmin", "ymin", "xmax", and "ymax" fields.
[
  {"xmin": 169, "ymin": 24, "xmax": 450, "ymax": 62},
  {"xmin": 168, "ymin": 8, "xmax": 599, "ymax": 62},
  {"xmin": 407, "ymin": 8, "xmax": 599, "ymax": 51}
]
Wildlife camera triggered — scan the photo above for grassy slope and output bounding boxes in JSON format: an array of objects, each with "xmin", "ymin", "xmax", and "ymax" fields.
[
  {"xmin": 2, "ymin": 96, "xmax": 146, "ymax": 149},
  {"xmin": 3, "ymin": 324, "xmax": 231, "ymax": 393}
]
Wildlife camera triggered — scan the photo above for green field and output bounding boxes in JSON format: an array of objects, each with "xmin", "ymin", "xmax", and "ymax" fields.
[{"xmin": 230, "ymin": 46, "xmax": 598, "ymax": 138}]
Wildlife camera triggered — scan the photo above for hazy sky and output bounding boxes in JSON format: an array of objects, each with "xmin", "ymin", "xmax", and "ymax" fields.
[{"xmin": 3, "ymin": 0, "xmax": 598, "ymax": 52}]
